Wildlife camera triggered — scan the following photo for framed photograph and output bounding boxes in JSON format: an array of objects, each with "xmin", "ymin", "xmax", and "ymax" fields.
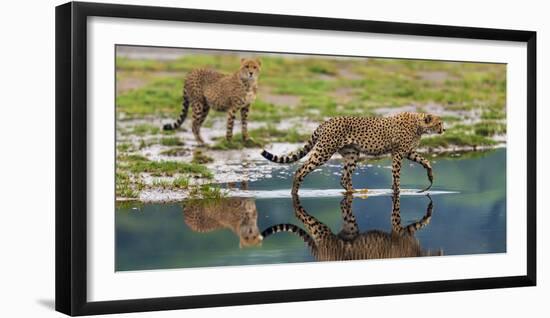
[{"xmin": 55, "ymin": 1, "xmax": 536, "ymax": 316}]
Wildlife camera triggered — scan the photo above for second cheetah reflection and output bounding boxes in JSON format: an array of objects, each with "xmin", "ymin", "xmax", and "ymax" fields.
[{"xmin": 262, "ymin": 194, "xmax": 442, "ymax": 261}]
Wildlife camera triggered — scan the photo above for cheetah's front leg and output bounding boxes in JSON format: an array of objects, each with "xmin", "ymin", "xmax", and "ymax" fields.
[
  {"xmin": 225, "ymin": 107, "xmax": 237, "ymax": 141},
  {"xmin": 339, "ymin": 149, "xmax": 359, "ymax": 193},
  {"xmin": 391, "ymin": 193, "xmax": 433, "ymax": 235},
  {"xmin": 407, "ymin": 151, "xmax": 433, "ymax": 192},
  {"xmin": 391, "ymin": 152, "xmax": 403, "ymax": 195},
  {"xmin": 338, "ymin": 194, "xmax": 358, "ymax": 240},
  {"xmin": 240, "ymin": 105, "xmax": 250, "ymax": 141}
]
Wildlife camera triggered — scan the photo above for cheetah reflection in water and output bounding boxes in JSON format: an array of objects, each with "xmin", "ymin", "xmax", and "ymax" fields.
[
  {"xmin": 183, "ymin": 197, "xmax": 263, "ymax": 248},
  {"xmin": 261, "ymin": 194, "xmax": 442, "ymax": 261}
]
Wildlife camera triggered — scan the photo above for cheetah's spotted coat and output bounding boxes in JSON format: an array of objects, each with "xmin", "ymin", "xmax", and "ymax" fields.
[
  {"xmin": 261, "ymin": 112, "xmax": 445, "ymax": 194},
  {"xmin": 163, "ymin": 58, "xmax": 261, "ymax": 145}
]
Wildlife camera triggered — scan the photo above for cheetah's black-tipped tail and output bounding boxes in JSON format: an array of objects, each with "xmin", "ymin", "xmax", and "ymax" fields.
[
  {"xmin": 260, "ymin": 126, "xmax": 322, "ymax": 164},
  {"xmin": 163, "ymin": 93, "xmax": 190, "ymax": 131},
  {"xmin": 261, "ymin": 224, "xmax": 314, "ymax": 247}
]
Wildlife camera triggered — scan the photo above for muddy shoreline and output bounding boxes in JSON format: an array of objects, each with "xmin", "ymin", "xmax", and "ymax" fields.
[{"xmin": 116, "ymin": 116, "xmax": 505, "ymax": 203}]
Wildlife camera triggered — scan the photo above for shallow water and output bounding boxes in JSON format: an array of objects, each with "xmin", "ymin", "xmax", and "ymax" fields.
[{"xmin": 115, "ymin": 148, "xmax": 506, "ymax": 271}]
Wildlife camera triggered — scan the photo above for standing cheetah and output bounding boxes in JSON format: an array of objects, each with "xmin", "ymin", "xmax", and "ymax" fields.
[
  {"xmin": 261, "ymin": 112, "xmax": 445, "ymax": 194},
  {"xmin": 163, "ymin": 58, "xmax": 261, "ymax": 145}
]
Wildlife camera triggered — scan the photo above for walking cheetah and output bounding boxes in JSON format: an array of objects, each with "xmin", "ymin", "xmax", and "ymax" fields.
[
  {"xmin": 261, "ymin": 112, "xmax": 445, "ymax": 194},
  {"xmin": 163, "ymin": 58, "xmax": 261, "ymax": 145},
  {"xmin": 261, "ymin": 193, "xmax": 441, "ymax": 261}
]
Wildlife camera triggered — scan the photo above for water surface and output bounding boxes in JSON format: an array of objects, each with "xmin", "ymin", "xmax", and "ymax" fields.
[{"xmin": 116, "ymin": 148, "xmax": 506, "ymax": 271}]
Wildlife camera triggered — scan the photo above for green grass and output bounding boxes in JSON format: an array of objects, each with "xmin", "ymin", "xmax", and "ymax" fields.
[
  {"xmin": 126, "ymin": 160, "xmax": 213, "ymax": 178},
  {"xmin": 481, "ymin": 107, "xmax": 506, "ymax": 120},
  {"xmin": 192, "ymin": 150, "xmax": 214, "ymax": 164},
  {"xmin": 151, "ymin": 176, "xmax": 190, "ymax": 189},
  {"xmin": 117, "ymin": 77, "xmax": 183, "ymax": 117},
  {"xmin": 473, "ymin": 121, "xmax": 506, "ymax": 136},
  {"xmin": 211, "ymin": 125, "xmax": 310, "ymax": 149},
  {"xmin": 117, "ymin": 55, "xmax": 506, "ymax": 121},
  {"xmin": 130, "ymin": 123, "xmax": 160, "ymax": 136},
  {"xmin": 187, "ymin": 184, "xmax": 226, "ymax": 201},
  {"xmin": 248, "ymin": 99, "xmax": 290, "ymax": 122},
  {"xmin": 117, "ymin": 153, "xmax": 212, "ymax": 178},
  {"xmin": 421, "ymin": 120, "xmax": 504, "ymax": 148},
  {"xmin": 152, "ymin": 178, "xmax": 172, "ymax": 188},
  {"xmin": 421, "ymin": 132, "xmax": 496, "ymax": 148},
  {"xmin": 118, "ymin": 154, "xmax": 149, "ymax": 163},
  {"xmin": 115, "ymin": 171, "xmax": 137, "ymax": 198},
  {"xmin": 159, "ymin": 147, "xmax": 188, "ymax": 156},
  {"xmin": 160, "ymin": 136, "xmax": 184, "ymax": 146},
  {"xmin": 210, "ymin": 136, "xmax": 262, "ymax": 150},
  {"xmin": 172, "ymin": 177, "xmax": 190, "ymax": 188},
  {"xmin": 116, "ymin": 143, "xmax": 134, "ymax": 152}
]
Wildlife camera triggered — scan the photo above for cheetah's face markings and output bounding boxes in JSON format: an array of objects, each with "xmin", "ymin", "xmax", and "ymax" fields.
[
  {"xmin": 239, "ymin": 225, "xmax": 263, "ymax": 248},
  {"xmin": 419, "ymin": 113, "xmax": 445, "ymax": 135},
  {"xmin": 238, "ymin": 200, "xmax": 263, "ymax": 248},
  {"xmin": 239, "ymin": 58, "xmax": 261, "ymax": 82}
]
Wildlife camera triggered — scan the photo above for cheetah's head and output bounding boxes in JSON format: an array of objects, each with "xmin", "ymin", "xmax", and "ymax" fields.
[
  {"xmin": 418, "ymin": 113, "xmax": 445, "ymax": 135},
  {"xmin": 239, "ymin": 58, "xmax": 261, "ymax": 82},
  {"xmin": 238, "ymin": 200, "xmax": 263, "ymax": 248}
]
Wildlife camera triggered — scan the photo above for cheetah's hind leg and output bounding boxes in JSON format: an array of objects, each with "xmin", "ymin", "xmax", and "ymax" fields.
[
  {"xmin": 291, "ymin": 148, "xmax": 333, "ymax": 195},
  {"xmin": 191, "ymin": 101, "xmax": 210, "ymax": 146}
]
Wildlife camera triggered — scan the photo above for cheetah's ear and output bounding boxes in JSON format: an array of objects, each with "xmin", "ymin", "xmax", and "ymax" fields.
[
  {"xmin": 240, "ymin": 58, "xmax": 246, "ymax": 65},
  {"xmin": 424, "ymin": 114, "xmax": 433, "ymax": 124},
  {"xmin": 255, "ymin": 58, "xmax": 262, "ymax": 67}
]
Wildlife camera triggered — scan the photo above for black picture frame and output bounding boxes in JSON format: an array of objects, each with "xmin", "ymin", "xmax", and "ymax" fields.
[{"xmin": 55, "ymin": 1, "xmax": 537, "ymax": 316}]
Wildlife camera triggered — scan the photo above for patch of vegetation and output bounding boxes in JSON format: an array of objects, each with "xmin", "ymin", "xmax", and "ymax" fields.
[
  {"xmin": 429, "ymin": 149, "xmax": 497, "ymax": 161},
  {"xmin": 130, "ymin": 123, "xmax": 160, "ymax": 136},
  {"xmin": 210, "ymin": 139, "xmax": 245, "ymax": 150},
  {"xmin": 192, "ymin": 150, "xmax": 214, "ymax": 164},
  {"xmin": 172, "ymin": 177, "xmax": 190, "ymax": 188},
  {"xmin": 211, "ymin": 125, "xmax": 310, "ymax": 149},
  {"xmin": 248, "ymin": 99, "xmax": 290, "ymax": 122},
  {"xmin": 116, "ymin": 55, "xmax": 236, "ymax": 73},
  {"xmin": 307, "ymin": 60, "xmax": 338, "ymax": 75},
  {"xmin": 118, "ymin": 154, "xmax": 149, "ymax": 163},
  {"xmin": 188, "ymin": 184, "xmax": 226, "ymax": 201},
  {"xmin": 421, "ymin": 132, "xmax": 496, "ymax": 148},
  {"xmin": 152, "ymin": 178, "xmax": 172, "ymax": 189},
  {"xmin": 115, "ymin": 171, "xmax": 137, "ymax": 198},
  {"xmin": 159, "ymin": 147, "xmax": 188, "ymax": 156},
  {"xmin": 116, "ymin": 77, "xmax": 183, "ymax": 118},
  {"xmin": 251, "ymin": 125, "xmax": 309, "ymax": 143},
  {"xmin": 126, "ymin": 160, "xmax": 213, "ymax": 178},
  {"xmin": 441, "ymin": 115, "xmax": 461, "ymax": 123},
  {"xmin": 152, "ymin": 177, "xmax": 189, "ymax": 189},
  {"xmin": 473, "ymin": 121, "xmax": 506, "ymax": 136},
  {"xmin": 115, "ymin": 200, "xmax": 144, "ymax": 209},
  {"xmin": 116, "ymin": 143, "xmax": 135, "ymax": 152},
  {"xmin": 160, "ymin": 136, "xmax": 184, "ymax": 146},
  {"xmin": 481, "ymin": 107, "xmax": 506, "ymax": 120}
]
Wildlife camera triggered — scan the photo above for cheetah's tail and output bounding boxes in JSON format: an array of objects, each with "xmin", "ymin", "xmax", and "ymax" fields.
[
  {"xmin": 163, "ymin": 92, "xmax": 189, "ymax": 131},
  {"xmin": 260, "ymin": 125, "xmax": 322, "ymax": 164},
  {"xmin": 261, "ymin": 224, "xmax": 314, "ymax": 248}
]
